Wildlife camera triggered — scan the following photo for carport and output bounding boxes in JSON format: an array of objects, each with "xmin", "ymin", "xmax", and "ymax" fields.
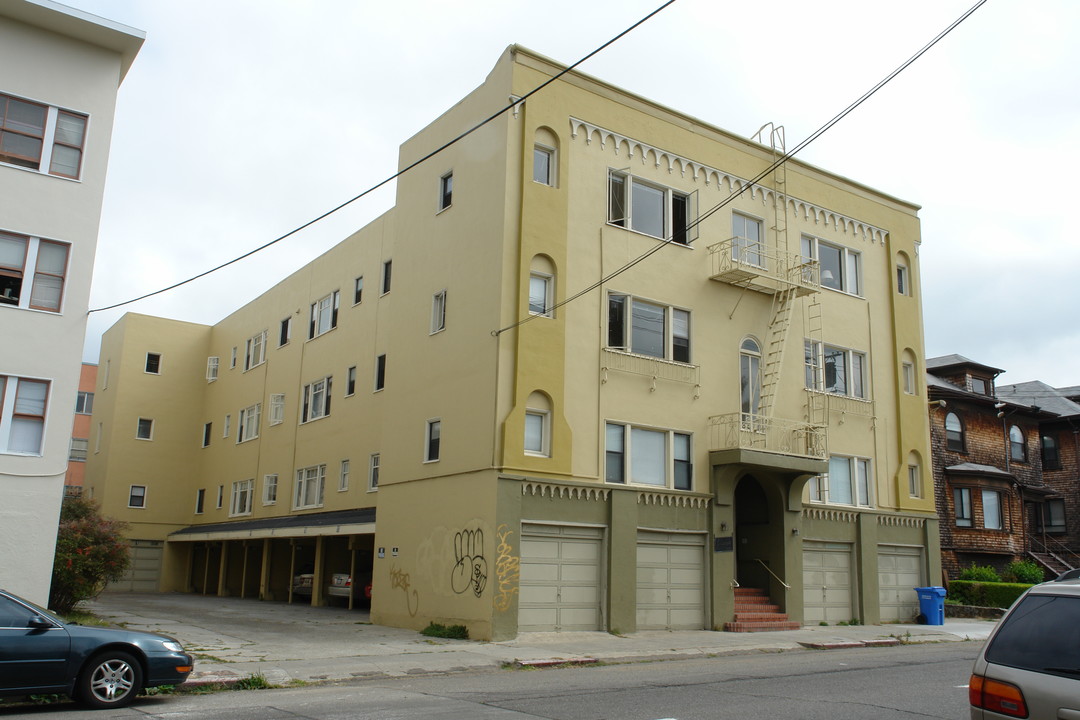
[{"xmin": 169, "ymin": 508, "xmax": 375, "ymax": 609}]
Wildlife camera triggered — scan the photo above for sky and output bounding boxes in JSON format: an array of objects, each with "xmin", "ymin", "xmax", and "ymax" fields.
[{"xmin": 58, "ymin": 0, "xmax": 1080, "ymax": 387}]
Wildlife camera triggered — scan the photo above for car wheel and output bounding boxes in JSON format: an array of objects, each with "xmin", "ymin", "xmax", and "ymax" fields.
[{"xmin": 76, "ymin": 650, "xmax": 143, "ymax": 709}]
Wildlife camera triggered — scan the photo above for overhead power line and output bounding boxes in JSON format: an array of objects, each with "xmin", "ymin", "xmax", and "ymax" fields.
[{"xmin": 88, "ymin": 0, "xmax": 679, "ymax": 315}]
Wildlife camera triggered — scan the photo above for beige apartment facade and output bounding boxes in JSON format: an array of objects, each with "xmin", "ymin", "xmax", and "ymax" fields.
[{"xmin": 87, "ymin": 46, "xmax": 937, "ymax": 639}]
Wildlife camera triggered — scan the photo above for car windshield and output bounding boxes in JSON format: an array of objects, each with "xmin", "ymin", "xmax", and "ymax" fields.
[{"xmin": 985, "ymin": 594, "xmax": 1080, "ymax": 679}]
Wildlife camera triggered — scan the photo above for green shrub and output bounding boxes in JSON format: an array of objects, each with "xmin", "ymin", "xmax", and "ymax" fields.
[
  {"xmin": 420, "ymin": 622, "xmax": 469, "ymax": 639},
  {"xmin": 1003, "ymin": 560, "xmax": 1044, "ymax": 584},
  {"xmin": 948, "ymin": 580, "xmax": 1030, "ymax": 609},
  {"xmin": 957, "ymin": 565, "xmax": 1001, "ymax": 582},
  {"xmin": 49, "ymin": 497, "xmax": 130, "ymax": 614}
]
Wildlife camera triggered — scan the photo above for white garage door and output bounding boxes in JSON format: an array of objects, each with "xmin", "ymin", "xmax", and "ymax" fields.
[
  {"xmin": 878, "ymin": 545, "xmax": 924, "ymax": 622},
  {"xmin": 519, "ymin": 524, "xmax": 603, "ymax": 632},
  {"xmin": 106, "ymin": 540, "xmax": 163, "ymax": 593},
  {"xmin": 803, "ymin": 541, "xmax": 853, "ymax": 625},
  {"xmin": 637, "ymin": 531, "xmax": 705, "ymax": 630}
]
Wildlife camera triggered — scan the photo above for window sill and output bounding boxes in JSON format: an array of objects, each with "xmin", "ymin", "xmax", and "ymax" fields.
[
  {"xmin": 300, "ymin": 415, "xmax": 330, "ymax": 425},
  {"xmin": 429, "ymin": 328, "xmax": 445, "ymax": 336},
  {"xmin": 293, "ymin": 505, "xmax": 325, "ymax": 512},
  {"xmin": 307, "ymin": 327, "xmax": 339, "ymax": 342},
  {"xmin": 228, "ymin": 512, "xmax": 252, "ymax": 519},
  {"xmin": 605, "ymin": 221, "xmax": 692, "ymax": 248},
  {"xmin": 0, "ymin": 159, "xmax": 82, "ymax": 182},
  {"xmin": 367, "ymin": 487, "xmax": 378, "ymax": 493},
  {"xmin": 237, "ymin": 437, "xmax": 259, "ymax": 444},
  {"xmin": 436, "ymin": 204, "xmax": 452, "ymax": 216}
]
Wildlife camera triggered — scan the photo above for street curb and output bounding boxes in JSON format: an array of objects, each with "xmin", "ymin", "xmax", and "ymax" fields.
[
  {"xmin": 513, "ymin": 658, "xmax": 599, "ymax": 668},
  {"xmin": 798, "ymin": 638, "xmax": 901, "ymax": 650}
]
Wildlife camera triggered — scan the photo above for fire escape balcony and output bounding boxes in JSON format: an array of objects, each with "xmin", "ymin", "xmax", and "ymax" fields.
[
  {"xmin": 707, "ymin": 238, "xmax": 820, "ymax": 297},
  {"xmin": 708, "ymin": 412, "xmax": 828, "ymax": 474}
]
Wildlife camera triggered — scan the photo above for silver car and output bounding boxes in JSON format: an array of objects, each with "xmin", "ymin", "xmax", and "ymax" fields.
[{"xmin": 969, "ymin": 576, "xmax": 1080, "ymax": 719}]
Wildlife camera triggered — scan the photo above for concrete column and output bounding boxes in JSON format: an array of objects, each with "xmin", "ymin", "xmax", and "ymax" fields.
[
  {"xmin": 607, "ymin": 489, "xmax": 638, "ymax": 634},
  {"xmin": 259, "ymin": 538, "xmax": 272, "ymax": 601},
  {"xmin": 216, "ymin": 541, "xmax": 229, "ymax": 597},
  {"xmin": 312, "ymin": 536, "xmax": 325, "ymax": 606},
  {"xmin": 856, "ymin": 513, "xmax": 880, "ymax": 624}
]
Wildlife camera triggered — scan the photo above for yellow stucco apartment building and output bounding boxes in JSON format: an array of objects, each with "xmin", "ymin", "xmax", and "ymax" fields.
[{"xmin": 86, "ymin": 46, "xmax": 938, "ymax": 640}]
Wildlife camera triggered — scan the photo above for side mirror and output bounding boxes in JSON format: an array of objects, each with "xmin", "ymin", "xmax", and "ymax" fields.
[{"xmin": 28, "ymin": 615, "xmax": 55, "ymax": 629}]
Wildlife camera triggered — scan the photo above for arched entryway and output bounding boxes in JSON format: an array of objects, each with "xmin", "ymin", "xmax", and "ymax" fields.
[{"xmin": 734, "ymin": 476, "xmax": 773, "ymax": 591}]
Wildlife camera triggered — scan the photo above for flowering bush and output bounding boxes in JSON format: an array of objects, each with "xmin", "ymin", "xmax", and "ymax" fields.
[{"xmin": 49, "ymin": 497, "xmax": 130, "ymax": 614}]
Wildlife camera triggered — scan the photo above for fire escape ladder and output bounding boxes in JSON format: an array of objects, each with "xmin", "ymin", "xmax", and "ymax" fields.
[
  {"xmin": 804, "ymin": 298, "xmax": 826, "ymax": 426},
  {"xmin": 759, "ymin": 286, "xmax": 795, "ymax": 418}
]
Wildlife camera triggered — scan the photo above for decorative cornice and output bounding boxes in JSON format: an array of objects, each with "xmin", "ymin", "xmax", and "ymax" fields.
[
  {"xmin": 802, "ymin": 507, "xmax": 857, "ymax": 524},
  {"xmin": 521, "ymin": 481, "xmax": 609, "ymax": 502},
  {"xmin": 570, "ymin": 117, "xmax": 888, "ymax": 245},
  {"xmin": 637, "ymin": 492, "xmax": 710, "ymax": 509},
  {"xmin": 878, "ymin": 514, "xmax": 926, "ymax": 529}
]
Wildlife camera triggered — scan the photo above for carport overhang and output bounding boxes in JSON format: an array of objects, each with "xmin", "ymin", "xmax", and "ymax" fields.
[{"xmin": 168, "ymin": 508, "xmax": 376, "ymax": 543}]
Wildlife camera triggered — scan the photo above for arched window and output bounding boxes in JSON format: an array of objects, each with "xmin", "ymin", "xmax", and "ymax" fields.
[
  {"xmin": 740, "ymin": 338, "xmax": 761, "ymax": 418},
  {"xmin": 944, "ymin": 413, "xmax": 964, "ymax": 452},
  {"xmin": 1009, "ymin": 425, "xmax": 1026, "ymax": 462}
]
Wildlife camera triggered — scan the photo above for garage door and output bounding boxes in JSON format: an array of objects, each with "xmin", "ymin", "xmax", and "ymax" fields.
[
  {"xmin": 637, "ymin": 531, "xmax": 705, "ymax": 630},
  {"xmin": 519, "ymin": 524, "xmax": 603, "ymax": 632},
  {"xmin": 803, "ymin": 541, "xmax": 853, "ymax": 624},
  {"xmin": 878, "ymin": 545, "xmax": 924, "ymax": 622},
  {"xmin": 106, "ymin": 540, "xmax": 163, "ymax": 593}
]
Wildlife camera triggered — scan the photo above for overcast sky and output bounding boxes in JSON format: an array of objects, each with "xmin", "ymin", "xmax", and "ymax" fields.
[{"xmin": 60, "ymin": 0, "xmax": 1080, "ymax": 387}]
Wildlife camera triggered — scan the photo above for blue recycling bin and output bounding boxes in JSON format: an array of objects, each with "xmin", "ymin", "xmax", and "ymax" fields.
[{"xmin": 915, "ymin": 586, "xmax": 946, "ymax": 625}]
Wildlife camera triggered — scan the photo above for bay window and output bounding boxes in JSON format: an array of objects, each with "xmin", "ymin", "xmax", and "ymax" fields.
[
  {"xmin": 801, "ymin": 235, "xmax": 862, "ymax": 295},
  {"xmin": 604, "ymin": 422, "xmax": 692, "ymax": 490},
  {"xmin": 608, "ymin": 294, "xmax": 691, "ymax": 363},
  {"xmin": 805, "ymin": 340, "xmax": 867, "ymax": 399},
  {"xmin": 810, "ymin": 456, "xmax": 871, "ymax": 506},
  {"xmin": 608, "ymin": 170, "xmax": 696, "ymax": 245}
]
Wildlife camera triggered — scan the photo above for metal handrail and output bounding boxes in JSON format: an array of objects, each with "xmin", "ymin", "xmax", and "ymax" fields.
[{"xmin": 755, "ymin": 558, "xmax": 791, "ymax": 589}]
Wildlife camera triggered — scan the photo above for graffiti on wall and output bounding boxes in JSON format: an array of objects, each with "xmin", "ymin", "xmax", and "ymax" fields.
[
  {"xmin": 450, "ymin": 528, "xmax": 488, "ymax": 597},
  {"xmin": 390, "ymin": 564, "xmax": 419, "ymax": 617},
  {"xmin": 493, "ymin": 523, "xmax": 520, "ymax": 612}
]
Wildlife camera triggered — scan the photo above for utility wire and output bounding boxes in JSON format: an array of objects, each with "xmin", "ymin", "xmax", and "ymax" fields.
[
  {"xmin": 88, "ymin": 0, "xmax": 678, "ymax": 315},
  {"xmin": 493, "ymin": 0, "xmax": 988, "ymax": 336}
]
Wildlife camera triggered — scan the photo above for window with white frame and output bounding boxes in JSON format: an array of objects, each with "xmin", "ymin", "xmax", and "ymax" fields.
[
  {"xmin": 128, "ymin": 485, "xmax": 146, "ymax": 508},
  {"xmin": 230, "ymin": 479, "xmax": 253, "ymax": 516},
  {"xmin": 2, "ymin": 375, "xmax": 49, "ymax": 453},
  {"xmin": 201, "ymin": 422, "xmax": 212, "ymax": 448},
  {"xmin": 982, "ymin": 489, "xmax": 1003, "ymax": 530},
  {"xmin": 145, "ymin": 352, "xmax": 161, "ymax": 374},
  {"xmin": 534, "ymin": 145, "xmax": 554, "ymax": 185},
  {"xmin": 524, "ymin": 410, "xmax": 549, "ymax": 457},
  {"xmin": 732, "ymin": 213, "xmax": 764, "ymax": 267},
  {"xmin": 263, "ymin": 474, "xmax": 278, "ymax": 505},
  {"xmin": 608, "ymin": 294, "xmax": 690, "ymax": 363},
  {"xmin": 439, "ymin": 171, "xmax": 453, "ymax": 211},
  {"xmin": 431, "ymin": 290, "xmax": 447, "ymax": 334},
  {"xmin": 907, "ymin": 464, "xmax": 920, "ymax": 497},
  {"xmin": 195, "ymin": 488, "xmax": 205, "ymax": 514},
  {"xmin": 216, "ymin": 485, "xmax": 223, "ymax": 509},
  {"xmin": 223, "ymin": 414, "xmax": 231, "ymax": 438},
  {"xmin": 810, "ymin": 456, "xmax": 871, "ymax": 506},
  {"xmin": 0, "ymin": 92, "xmax": 87, "ymax": 178},
  {"xmin": 206, "ymin": 356, "xmax": 219, "ymax": 382},
  {"xmin": 346, "ymin": 367, "xmax": 356, "ymax": 396},
  {"xmin": 805, "ymin": 341, "xmax": 866, "ymax": 399},
  {"xmin": 339, "ymin": 460, "xmax": 350, "ymax": 491},
  {"xmin": 279, "ymin": 317, "xmax": 291, "ymax": 347},
  {"xmin": 136, "ymin": 417, "xmax": 153, "ymax": 440},
  {"xmin": 0, "ymin": 231, "xmax": 70, "ymax": 312},
  {"xmin": 354, "ymin": 276, "xmax": 363, "ymax": 304},
  {"xmin": 375, "ymin": 355, "xmax": 386, "ymax": 391},
  {"xmin": 896, "ymin": 262, "xmax": 910, "ymax": 296},
  {"xmin": 604, "ymin": 422, "xmax": 692, "ymax": 490},
  {"xmin": 309, "ymin": 290, "xmax": 339, "ymax": 339},
  {"xmin": 230, "ymin": 347, "xmax": 237, "ymax": 369},
  {"xmin": 301, "ymin": 377, "xmax": 331, "ymax": 423},
  {"xmin": 954, "ymin": 487, "xmax": 972, "ymax": 527},
  {"xmin": 69, "ymin": 437, "xmax": 88, "ymax": 462},
  {"xmin": 294, "ymin": 464, "xmax": 325, "ymax": 509},
  {"xmin": 75, "ymin": 391, "xmax": 93, "ymax": 415},
  {"xmin": 369, "ymin": 453, "xmax": 380, "ymax": 490},
  {"xmin": 608, "ymin": 170, "xmax": 695, "ymax": 245},
  {"xmin": 1010, "ymin": 425, "xmax": 1026, "ymax": 462},
  {"xmin": 529, "ymin": 273, "xmax": 552, "ymax": 317},
  {"xmin": 425, "ymin": 419, "xmax": 441, "ymax": 462},
  {"xmin": 244, "ymin": 330, "xmax": 267, "ymax": 370},
  {"xmin": 269, "ymin": 393, "xmax": 285, "ymax": 425},
  {"xmin": 902, "ymin": 361, "xmax": 916, "ymax": 395},
  {"xmin": 382, "ymin": 260, "xmax": 392, "ymax": 295},
  {"xmin": 237, "ymin": 403, "xmax": 261, "ymax": 442},
  {"xmin": 802, "ymin": 235, "xmax": 862, "ymax": 295}
]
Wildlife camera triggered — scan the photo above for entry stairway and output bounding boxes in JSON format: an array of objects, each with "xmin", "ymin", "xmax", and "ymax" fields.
[{"xmin": 724, "ymin": 587, "xmax": 801, "ymax": 632}]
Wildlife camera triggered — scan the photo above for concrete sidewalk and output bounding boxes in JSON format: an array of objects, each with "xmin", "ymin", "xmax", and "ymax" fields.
[{"xmin": 85, "ymin": 593, "xmax": 996, "ymax": 687}]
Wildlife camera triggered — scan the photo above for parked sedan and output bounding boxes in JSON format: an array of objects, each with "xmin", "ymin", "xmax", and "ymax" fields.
[{"xmin": 0, "ymin": 589, "xmax": 193, "ymax": 709}]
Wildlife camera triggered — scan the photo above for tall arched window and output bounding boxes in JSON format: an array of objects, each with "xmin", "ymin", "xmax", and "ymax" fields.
[
  {"xmin": 944, "ymin": 413, "xmax": 964, "ymax": 452},
  {"xmin": 1009, "ymin": 425, "xmax": 1026, "ymax": 462},
  {"xmin": 740, "ymin": 338, "xmax": 761, "ymax": 418}
]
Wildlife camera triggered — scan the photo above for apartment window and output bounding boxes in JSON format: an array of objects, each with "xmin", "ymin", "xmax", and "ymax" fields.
[
  {"xmin": 430, "ymin": 290, "xmax": 447, "ymax": 334},
  {"xmin": 524, "ymin": 411, "xmax": 549, "ymax": 457},
  {"xmin": 0, "ymin": 376, "xmax": 48, "ymax": 455},
  {"xmin": 945, "ymin": 413, "xmax": 965, "ymax": 452},
  {"xmin": 75, "ymin": 391, "xmax": 94, "ymax": 415},
  {"xmin": 604, "ymin": 422, "xmax": 692, "ymax": 490},
  {"xmin": 970, "ymin": 377, "xmax": 989, "ymax": 395},
  {"xmin": 202, "ymin": 422, "xmax": 212, "ymax": 448},
  {"xmin": 381, "ymin": 260, "xmax": 392, "ymax": 295},
  {"xmin": 813, "ymin": 456, "xmax": 871, "ymax": 506},
  {"xmin": 0, "ymin": 93, "xmax": 87, "ymax": 178},
  {"xmin": 896, "ymin": 263, "xmax": 910, "ymax": 295},
  {"xmin": 732, "ymin": 213, "xmax": 764, "ymax": 267},
  {"xmin": 216, "ymin": 485, "xmax": 223, "ymax": 509},
  {"xmin": 346, "ymin": 367, "xmax": 357, "ymax": 396},
  {"xmin": 805, "ymin": 342, "xmax": 866, "ymax": 399},
  {"xmin": 244, "ymin": 330, "xmax": 267, "ymax": 370},
  {"xmin": 369, "ymin": 453, "xmax": 380, "ymax": 490},
  {"xmin": 136, "ymin": 417, "xmax": 153, "ymax": 440},
  {"xmin": 230, "ymin": 347, "xmax": 237, "ymax": 369},
  {"xmin": 237, "ymin": 403, "xmax": 261, "ymax": 442},
  {"xmin": 354, "ymin": 276, "xmax": 364, "ymax": 305},
  {"xmin": 0, "ymin": 231, "xmax": 70, "ymax": 312},
  {"xmin": 375, "ymin": 355, "xmax": 386, "ymax": 391},
  {"xmin": 1042, "ymin": 435, "xmax": 1061, "ymax": 469},
  {"xmin": 608, "ymin": 170, "xmax": 695, "ymax": 245},
  {"xmin": 145, "ymin": 352, "xmax": 161, "ymax": 374},
  {"xmin": 301, "ymin": 377, "xmax": 331, "ymax": 422},
  {"xmin": 802, "ymin": 235, "xmax": 862, "ymax": 295},
  {"xmin": 269, "ymin": 393, "xmax": 285, "ymax": 426},
  {"xmin": 263, "ymin": 474, "xmax": 278, "ymax": 505},
  {"xmin": 68, "ymin": 438, "xmax": 88, "ymax": 462},
  {"xmin": 902, "ymin": 361, "xmax": 916, "ymax": 395},
  {"xmin": 279, "ymin": 317, "xmax": 291, "ymax": 347},
  {"xmin": 230, "ymin": 479, "xmax": 253, "ymax": 517},
  {"xmin": 534, "ymin": 145, "xmax": 554, "ymax": 185},
  {"xmin": 294, "ymin": 464, "xmax": 326, "ymax": 509},
  {"xmin": 1043, "ymin": 499, "xmax": 1066, "ymax": 533},
  {"xmin": 982, "ymin": 489, "xmax": 1003, "ymax": 530},
  {"xmin": 195, "ymin": 488, "xmax": 205, "ymax": 514},
  {"xmin": 741, "ymin": 338, "xmax": 761, "ymax": 418},
  {"xmin": 128, "ymin": 485, "xmax": 146, "ymax": 508},
  {"xmin": 908, "ymin": 464, "xmax": 922, "ymax": 498},
  {"xmin": 339, "ymin": 460, "xmax": 350, "ymax": 491},
  {"xmin": 1009, "ymin": 425, "xmax": 1026, "ymax": 462},
  {"xmin": 608, "ymin": 294, "xmax": 691, "ymax": 363},
  {"xmin": 439, "ymin": 171, "xmax": 453, "ymax": 210},
  {"xmin": 206, "ymin": 356, "xmax": 219, "ymax": 382},
  {"xmin": 309, "ymin": 290, "xmax": 339, "ymax": 339},
  {"xmin": 529, "ymin": 274, "xmax": 553, "ymax": 317},
  {"xmin": 425, "ymin": 419, "xmax": 441, "ymax": 462},
  {"xmin": 223, "ymin": 414, "xmax": 231, "ymax": 438},
  {"xmin": 954, "ymin": 487, "xmax": 973, "ymax": 527}
]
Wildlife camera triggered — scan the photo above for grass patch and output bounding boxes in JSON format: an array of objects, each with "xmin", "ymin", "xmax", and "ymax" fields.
[
  {"xmin": 59, "ymin": 609, "xmax": 112, "ymax": 627},
  {"xmin": 420, "ymin": 622, "xmax": 469, "ymax": 640},
  {"xmin": 234, "ymin": 673, "xmax": 273, "ymax": 690}
]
